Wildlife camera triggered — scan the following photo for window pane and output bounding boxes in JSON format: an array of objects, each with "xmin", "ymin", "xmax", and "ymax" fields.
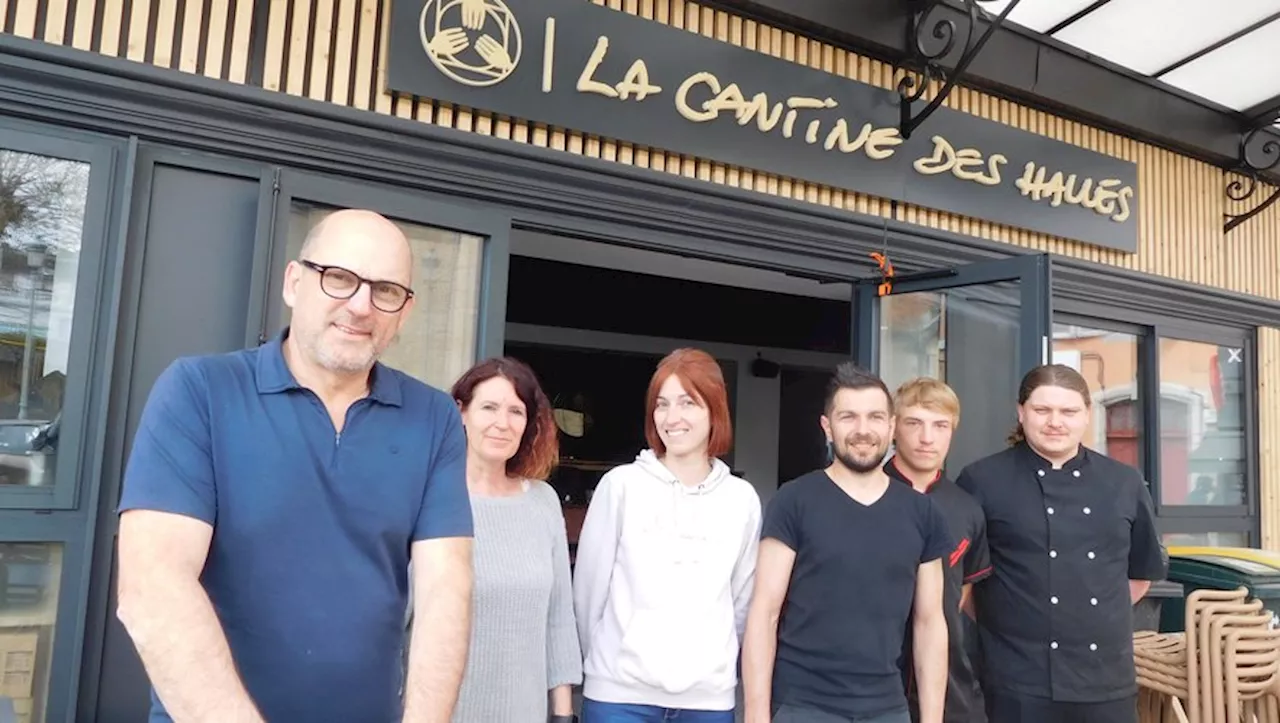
[
  {"xmin": 1051, "ymin": 323, "xmax": 1142, "ymax": 474},
  {"xmin": 880, "ymin": 291, "xmax": 944, "ymax": 393},
  {"xmin": 281, "ymin": 202, "xmax": 485, "ymax": 390},
  {"xmin": 0, "ymin": 150, "xmax": 89, "ymax": 494},
  {"xmin": 1162, "ymin": 531, "xmax": 1248, "ymax": 548},
  {"xmin": 0, "ymin": 542, "xmax": 61, "ymax": 723},
  {"xmin": 1158, "ymin": 339, "xmax": 1246, "ymax": 506},
  {"xmin": 880, "ymin": 283, "xmax": 1021, "ymax": 474}
]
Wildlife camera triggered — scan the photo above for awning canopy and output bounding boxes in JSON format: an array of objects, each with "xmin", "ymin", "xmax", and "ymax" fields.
[{"xmin": 982, "ymin": 0, "xmax": 1280, "ymax": 128}]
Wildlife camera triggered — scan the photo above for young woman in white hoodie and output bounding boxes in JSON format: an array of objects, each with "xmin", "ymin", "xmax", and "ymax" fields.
[{"xmin": 573, "ymin": 347, "xmax": 763, "ymax": 723}]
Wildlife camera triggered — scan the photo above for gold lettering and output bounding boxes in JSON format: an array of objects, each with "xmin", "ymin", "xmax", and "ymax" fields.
[
  {"xmin": 824, "ymin": 119, "xmax": 873, "ymax": 153},
  {"xmin": 1063, "ymin": 175, "xmax": 1094, "ymax": 206},
  {"xmin": 671, "ymin": 75, "xmax": 897, "ymax": 160},
  {"xmin": 864, "ymin": 127, "xmax": 904, "ymax": 160},
  {"xmin": 1112, "ymin": 186, "xmax": 1133, "ymax": 223},
  {"xmin": 781, "ymin": 96, "xmax": 836, "ymax": 141},
  {"xmin": 1016, "ymin": 162, "xmax": 1048, "ymax": 200},
  {"xmin": 806, "ymin": 119, "xmax": 822, "ymax": 144},
  {"xmin": 913, "ymin": 136, "xmax": 954, "ymax": 175},
  {"xmin": 913, "ymin": 137, "xmax": 1003, "ymax": 184},
  {"xmin": 705, "ymin": 83, "xmax": 746, "ymax": 117},
  {"xmin": 1092, "ymin": 179, "xmax": 1123, "ymax": 216},
  {"xmin": 542, "ymin": 18, "xmax": 556, "ymax": 93},
  {"xmin": 616, "ymin": 60, "xmax": 661, "ymax": 101},
  {"xmin": 783, "ymin": 109, "xmax": 799, "ymax": 138},
  {"xmin": 674, "ymin": 72, "xmax": 721, "ymax": 122},
  {"xmin": 1017, "ymin": 162, "xmax": 1135, "ymax": 222},
  {"xmin": 577, "ymin": 36, "xmax": 617, "ymax": 98},
  {"xmin": 738, "ymin": 93, "xmax": 784, "ymax": 132}
]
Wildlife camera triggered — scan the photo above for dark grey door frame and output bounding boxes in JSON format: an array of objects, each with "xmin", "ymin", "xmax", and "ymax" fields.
[
  {"xmin": 245, "ymin": 168, "xmax": 513, "ymax": 362},
  {"xmin": 75, "ymin": 143, "xmax": 271, "ymax": 723},
  {"xmin": 854, "ymin": 252, "xmax": 1053, "ymax": 379},
  {"xmin": 0, "ymin": 115, "xmax": 134, "ymax": 723}
]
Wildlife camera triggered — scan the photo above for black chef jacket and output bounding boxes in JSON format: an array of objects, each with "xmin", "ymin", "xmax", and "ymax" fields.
[
  {"xmin": 887, "ymin": 457, "xmax": 992, "ymax": 723},
  {"xmin": 955, "ymin": 443, "xmax": 1167, "ymax": 705}
]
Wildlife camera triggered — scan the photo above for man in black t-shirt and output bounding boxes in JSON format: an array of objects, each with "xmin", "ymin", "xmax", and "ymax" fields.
[
  {"xmin": 743, "ymin": 363, "xmax": 952, "ymax": 723},
  {"xmin": 886, "ymin": 378, "xmax": 991, "ymax": 723}
]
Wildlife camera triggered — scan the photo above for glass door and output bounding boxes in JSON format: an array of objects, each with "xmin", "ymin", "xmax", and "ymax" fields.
[
  {"xmin": 855, "ymin": 254, "xmax": 1051, "ymax": 474},
  {"xmin": 246, "ymin": 170, "xmax": 511, "ymax": 392}
]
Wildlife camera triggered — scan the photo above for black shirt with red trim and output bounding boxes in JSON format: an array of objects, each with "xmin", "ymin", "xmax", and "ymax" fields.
[{"xmin": 887, "ymin": 456, "xmax": 992, "ymax": 723}]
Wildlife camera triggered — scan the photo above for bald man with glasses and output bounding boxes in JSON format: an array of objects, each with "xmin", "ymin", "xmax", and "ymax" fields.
[{"xmin": 116, "ymin": 209, "xmax": 475, "ymax": 722}]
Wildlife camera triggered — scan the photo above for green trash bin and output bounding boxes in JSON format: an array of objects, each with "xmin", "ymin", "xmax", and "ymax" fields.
[{"xmin": 1157, "ymin": 546, "xmax": 1280, "ymax": 633}]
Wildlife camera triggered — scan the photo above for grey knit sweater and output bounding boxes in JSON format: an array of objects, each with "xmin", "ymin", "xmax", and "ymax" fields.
[{"xmin": 451, "ymin": 480, "xmax": 584, "ymax": 723}]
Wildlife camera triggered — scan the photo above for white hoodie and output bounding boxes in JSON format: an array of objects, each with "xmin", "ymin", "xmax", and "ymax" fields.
[{"xmin": 572, "ymin": 449, "xmax": 762, "ymax": 710}]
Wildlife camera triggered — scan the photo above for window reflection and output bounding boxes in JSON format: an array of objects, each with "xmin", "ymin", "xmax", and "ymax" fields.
[
  {"xmin": 1162, "ymin": 531, "xmax": 1248, "ymax": 548},
  {"xmin": 879, "ymin": 291, "xmax": 943, "ymax": 396},
  {"xmin": 1051, "ymin": 324, "xmax": 1142, "ymax": 474},
  {"xmin": 281, "ymin": 202, "xmax": 485, "ymax": 391},
  {"xmin": 0, "ymin": 542, "xmax": 61, "ymax": 723},
  {"xmin": 0, "ymin": 150, "xmax": 89, "ymax": 490},
  {"xmin": 880, "ymin": 285, "xmax": 1021, "ymax": 474},
  {"xmin": 1158, "ymin": 339, "xmax": 1246, "ymax": 506}
]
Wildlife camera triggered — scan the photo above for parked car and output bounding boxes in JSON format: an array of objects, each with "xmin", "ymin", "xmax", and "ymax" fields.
[{"xmin": 0, "ymin": 414, "xmax": 58, "ymax": 486}]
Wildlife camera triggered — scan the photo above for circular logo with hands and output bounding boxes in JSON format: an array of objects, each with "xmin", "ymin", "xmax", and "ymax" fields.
[{"xmin": 419, "ymin": 0, "xmax": 522, "ymax": 87}]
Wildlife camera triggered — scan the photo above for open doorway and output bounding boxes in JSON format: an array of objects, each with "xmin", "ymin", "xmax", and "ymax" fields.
[{"xmin": 502, "ymin": 230, "xmax": 853, "ymax": 550}]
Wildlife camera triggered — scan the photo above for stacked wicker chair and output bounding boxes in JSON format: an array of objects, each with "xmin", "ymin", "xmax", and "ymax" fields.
[{"xmin": 1133, "ymin": 586, "xmax": 1280, "ymax": 723}]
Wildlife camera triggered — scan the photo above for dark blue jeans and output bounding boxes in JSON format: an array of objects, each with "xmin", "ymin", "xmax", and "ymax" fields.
[{"xmin": 582, "ymin": 699, "xmax": 735, "ymax": 722}]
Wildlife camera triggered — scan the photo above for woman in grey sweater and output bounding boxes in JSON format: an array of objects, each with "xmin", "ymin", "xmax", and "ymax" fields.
[{"xmin": 449, "ymin": 357, "xmax": 582, "ymax": 723}]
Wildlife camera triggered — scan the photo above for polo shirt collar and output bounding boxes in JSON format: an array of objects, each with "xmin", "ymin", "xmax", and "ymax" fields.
[{"xmin": 255, "ymin": 328, "xmax": 403, "ymax": 407}]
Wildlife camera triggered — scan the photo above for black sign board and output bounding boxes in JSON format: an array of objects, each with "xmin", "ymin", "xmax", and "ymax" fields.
[{"xmin": 387, "ymin": 0, "xmax": 1140, "ymax": 253}]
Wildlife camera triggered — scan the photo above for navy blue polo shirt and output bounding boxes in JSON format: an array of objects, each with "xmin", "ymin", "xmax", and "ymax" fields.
[{"xmin": 118, "ymin": 331, "xmax": 474, "ymax": 722}]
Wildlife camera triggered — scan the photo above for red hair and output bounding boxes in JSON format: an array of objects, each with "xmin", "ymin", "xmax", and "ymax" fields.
[
  {"xmin": 451, "ymin": 357, "xmax": 559, "ymax": 481},
  {"xmin": 644, "ymin": 348, "xmax": 734, "ymax": 459}
]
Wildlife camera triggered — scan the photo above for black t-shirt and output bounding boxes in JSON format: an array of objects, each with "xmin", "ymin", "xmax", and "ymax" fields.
[
  {"xmin": 763, "ymin": 469, "xmax": 953, "ymax": 718},
  {"xmin": 885, "ymin": 458, "xmax": 992, "ymax": 723}
]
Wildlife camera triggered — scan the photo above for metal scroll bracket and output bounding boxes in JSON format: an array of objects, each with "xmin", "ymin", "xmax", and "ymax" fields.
[
  {"xmin": 1223, "ymin": 124, "xmax": 1280, "ymax": 234},
  {"xmin": 896, "ymin": 0, "xmax": 1022, "ymax": 141}
]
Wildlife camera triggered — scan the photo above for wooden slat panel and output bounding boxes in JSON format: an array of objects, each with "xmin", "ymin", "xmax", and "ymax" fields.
[
  {"xmin": 1260, "ymin": 326, "xmax": 1280, "ymax": 552},
  {"xmin": 203, "ymin": 0, "xmax": 231, "ymax": 79},
  {"xmin": 70, "ymin": 0, "xmax": 96, "ymax": 50},
  {"xmin": 178, "ymin": 0, "xmax": 206, "ymax": 73},
  {"xmin": 97, "ymin": 0, "xmax": 122, "ymax": 56},
  {"xmin": 42, "ymin": 0, "xmax": 70, "ymax": 45},
  {"xmin": 262, "ymin": 0, "xmax": 290, "ymax": 91},
  {"xmin": 152, "ymin": 0, "xmax": 179, "ymax": 69},
  {"xmin": 12, "ymin": 0, "xmax": 38, "ymax": 38},
  {"xmin": 125, "ymin": 0, "xmax": 150, "ymax": 62},
  {"xmin": 228, "ymin": 0, "xmax": 255, "ymax": 83}
]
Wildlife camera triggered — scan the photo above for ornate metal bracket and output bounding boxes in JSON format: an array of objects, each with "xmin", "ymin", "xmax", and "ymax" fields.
[
  {"xmin": 1224, "ymin": 124, "xmax": 1280, "ymax": 233},
  {"xmin": 897, "ymin": 0, "xmax": 1022, "ymax": 141}
]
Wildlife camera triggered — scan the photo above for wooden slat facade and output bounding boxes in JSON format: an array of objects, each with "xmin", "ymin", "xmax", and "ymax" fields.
[
  {"xmin": 1261, "ymin": 327, "xmax": 1280, "ymax": 550},
  {"xmin": 5, "ymin": 0, "xmax": 1279, "ymax": 544}
]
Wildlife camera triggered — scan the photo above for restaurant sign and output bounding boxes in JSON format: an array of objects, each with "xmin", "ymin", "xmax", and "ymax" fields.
[{"xmin": 387, "ymin": 0, "xmax": 1140, "ymax": 253}]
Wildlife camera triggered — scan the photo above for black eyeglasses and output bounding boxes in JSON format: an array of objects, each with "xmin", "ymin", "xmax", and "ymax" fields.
[{"xmin": 298, "ymin": 259, "xmax": 415, "ymax": 313}]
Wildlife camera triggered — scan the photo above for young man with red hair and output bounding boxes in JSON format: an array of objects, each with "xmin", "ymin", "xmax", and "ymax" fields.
[
  {"xmin": 573, "ymin": 348, "xmax": 762, "ymax": 723},
  {"xmin": 886, "ymin": 377, "xmax": 991, "ymax": 723}
]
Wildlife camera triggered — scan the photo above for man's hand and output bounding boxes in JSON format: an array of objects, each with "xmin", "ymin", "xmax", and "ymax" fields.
[
  {"xmin": 116, "ymin": 510, "xmax": 265, "ymax": 722},
  {"xmin": 911, "ymin": 558, "xmax": 948, "ymax": 723},
  {"xmin": 1129, "ymin": 579, "xmax": 1152, "ymax": 604},
  {"xmin": 742, "ymin": 538, "xmax": 797, "ymax": 723},
  {"xmin": 402, "ymin": 537, "xmax": 473, "ymax": 723}
]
